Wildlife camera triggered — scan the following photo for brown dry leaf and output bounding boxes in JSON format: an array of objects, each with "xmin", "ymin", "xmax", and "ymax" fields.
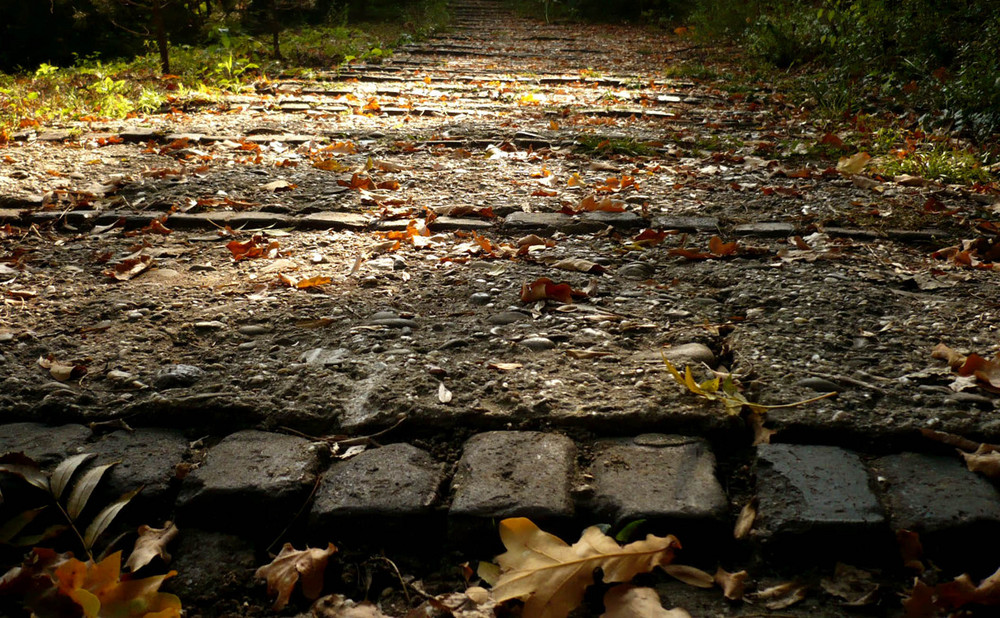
[
  {"xmin": 707, "ymin": 236, "xmax": 738, "ymax": 256},
  {"xmin": 38, "ymin": 355, "xmax": 86, "ymax": 382},
  {"xmin": 733, "ymin": 498, "xmax": 757, "ymax": 540},
  {"xmin": 262, "ymin": 179, "xmax": 296, "ymax": 192},
  {"xmin": 312, "ymin": 594, "xmax": 390, "ymax": 617},
  {"xmin": 519, "ymin": 277, "xmax": 576, "ymax": 304},
  {"xmin": 105, "ymin": 254, "xmax": 154, "ymax": 281},
  {"xmin": 517, "ymin": 234, "xmax": 551, "ymax": 248},
  {"xmin": 714, "ymin": 567, "xmax": 747, "ymax": 601},
  {"xmin": 601, "ymin": 585, "xmax": 691, "ymax": 618},
  {"xmin": 960, "ymin": 445, "xmax": 1000, "ymax": 478},
  {"xmin": 932, "ymin": 343, "xmax": 967, "ymax": 370},
  {"xmin": 749, "ymin": 413, "xmax": 776, "ymax": 446},
  {"xmin": 551, "ymin": 258, "xmax": 606, "ymax": 273},
  {"xmin": 896, "ymin": 529, "xmax": 925, "ymax": 573},
  {"xmin": 837, "ymin": 152, "xmax": 871, "ymax": 175},
  {"xmin": 408, "ymin": 587, "xmax": 498, "ymax": 618},
  {"xmin": 126, "ymin": 522, "xmax": 179, "ymax": 572},
  {"xmin": 932, "ymin": 565, "xmax": 1000, "ymax": 610},
  {"xmin": 491, "ymin": 517, "xmax": 678, "ymax": 618},
  {"xmin": 753, "ymin": 582, "xmax": 808, "ymax": 610},
  {"xmin": 819, "ymin": 563, "xmax": 879, "ymax": 606},
  {"xmin": 662, "ymin": 564, "xmax": 714, "ymax": 588},
  {"xmin": 576, "ymin": 194, "xmax": 625, "ymax": 213},
  {"xmin": 255, "ymin": 542, "xmax": 338, "ymax": 611},
  {"xmin": 902, "ymin": 579, "xmax": 937, "ymax": 618},
  {"xmin": 487, "ymin": 362, "xmax": 523, "ymax": 372}
]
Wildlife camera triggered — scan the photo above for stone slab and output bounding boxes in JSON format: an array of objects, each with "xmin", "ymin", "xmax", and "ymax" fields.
[
  {"xmin": 733, "ymin": 222, "xmax": 796, "ymax": 237},
  {"xmin": 755, "ymin": 444, "xmax": 887, "ymax": 562},
  {"xmin": 587, "ymin": 436, "xmax": 727, "ymax": 524},
  {"xmin": 651, "ymin": 216, "xmax": 720, "ymax": 233},
  {"xmin": 299, "ymin": 212, "xmax": 369, "ymax": 230},
  {"xmin": 450, "ymin": 431, "xmax": 575, "ymax": 520},
  {"xmin": 177, "ymin": 430, "xmax": 322, "ymax": 534},
  {"xmin": 581, "ymin": 211, "xmax": 646, "ymax": 229},
  {"xmin": 166, "ymin": 529, "xmax": 256, "ymax": 604},
  {"xmin": 428, "ymin": 216, "xmax": 495, "ymax": 232}
]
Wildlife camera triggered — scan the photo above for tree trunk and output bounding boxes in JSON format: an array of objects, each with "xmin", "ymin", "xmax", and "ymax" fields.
[
  {"xmin": 270, "ymin": 0, "xmax": 282, "ymax": 59},
  {"xmin": 152, "ymin": 0, "xmax": 171, "ymax": 74}
]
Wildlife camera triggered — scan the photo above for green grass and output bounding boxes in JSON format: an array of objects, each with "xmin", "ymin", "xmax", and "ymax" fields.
[{"xmin": 0, "ymin": 3, "xmax": 449, "ymax": 141}]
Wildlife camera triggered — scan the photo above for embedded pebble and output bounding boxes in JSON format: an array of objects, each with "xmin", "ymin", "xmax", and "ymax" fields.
[
  {"xmin": 153, "ymin": 364, "xmax": 206, "ymax": 389},
  {"xmin": 489, "ymin": 311, "xmax": 527, "ymax": 325},
  {"xmin": 618, "ymin": 262, "xmax": 654, "ymax": 279},
  {"xmin": 795, "ymin": 377, "xmax": 841, "ymax": 392},
  {"xmin": 521, "ymin": 337, "xmax": 556, "ymax": 352},
  {"xmin": 126, "ymin": 311, "xmax": 144, "ymax": 321},
  {"xmin": 0, "ymin": 332, "xmax": 13, "ymax": 343},
  {"xmin": 661, "ymin": 342, "xmax": 715, "ymax": 367},
  {"xmin": 370, "ymin": 311, "xmax": 399, "ymax": 321},
  {"xmin": 238, "ymin": 325, "xmax": 270, "ymax": 336},
  {"xmin": 371, "ymin": 318, "xmax": 418, "ymax": 329},
  {"xmin": 106, "ymin": 370, "xmax": 134, "ymax": 382},
  {"xmin": 470, "ymin": 292, "xmax": 492, "ymax": 305},
  {"xmin": 194, "ymin": 321, "xmax": 226, "ymax": 330}
]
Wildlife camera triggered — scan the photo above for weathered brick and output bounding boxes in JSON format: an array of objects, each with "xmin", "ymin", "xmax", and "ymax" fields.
[
  {"xmin": 88, "ymin": 428, "xmax": 188, "ymax": 513},
  {"xmin": 587, "ymin": 436, "xmax": 727, "ymax": 529},
  {"xmin": 177, "ymin": 430, "xmax": 322, "ymax": 535},
  {"xmin": 755, "ymin": 444, "xmax": 887, "ymax": 562},
  {"xmin": 450, "ymin": 431, "xmax": 575, "ymax": 520}
]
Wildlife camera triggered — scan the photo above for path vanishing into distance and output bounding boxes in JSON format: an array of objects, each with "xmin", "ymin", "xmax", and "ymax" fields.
[{"xmin": 3, "ymin": 0, "xmax": 1000, "ymax": 615}]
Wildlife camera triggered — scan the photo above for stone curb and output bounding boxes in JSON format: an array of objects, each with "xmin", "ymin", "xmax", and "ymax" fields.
[{"xmin": 3, "ymin": 422, "xmax": 998, "ymax": 569}]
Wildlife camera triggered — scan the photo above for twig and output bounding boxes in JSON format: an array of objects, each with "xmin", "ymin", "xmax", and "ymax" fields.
[
  {"xmin": 266, "ymin": 474, "xmax": 322, "ymax": 555},
  {"xmin": 279, "ymin": 414, "xmax": 407, "ymax": 447},
  {"xmin": 372, "ymin": 556, "xmax": 415, "ymax": 606},
  {"xmin": 921, "ymin": 428, "xmax": 999, "ymax": 452},
  {"xmin": 802, "ymin": 370, "xmax": 887, "ymax": 394}
]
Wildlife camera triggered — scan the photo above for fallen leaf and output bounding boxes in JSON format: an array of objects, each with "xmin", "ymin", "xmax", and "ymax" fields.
[
  {"xmin": 960, "ymin": 445, "xmax": 1000, "ymax": 478},
  {"xmin": 566, "ymin": 349, "xmax": 614, "ymax": 360},
  {"xmin": 311, "ymin": 594, "xmax": 390, "ymax": 617},
  {"xmin": 818, "ymin": 133, "xmax": 845, "ymax": 149},
  {"xmin": 930, "ymin": 565, "xmax": 1000, "ymax": 610},
  {"xmin": 753, "ymin": 582, "xmax": 807, "ymax": 610},
  {"xmin": 714, "ymin": 567, "xmax": 747, "ymax": 601},
  {"xmin": 38, "ymin": 355, "xmax": 86, "ymax": 382},
  {"xmin": 662, "ymin": 564, "xmax": 714, "ymax": 588},
  {"xmin": 227, "ymin": 235, "xmax": 281, "ymax": 261},
  {"xmin": 262, "ymin": 179, "xmax": 295, "ymax": 192},
  {"xmin": 52, "ymin": 551, "xmax": 181, "ymax": 618},
  {"xmin": 820, "ymin": 563, "xmax": 879, "ymax": 606},
  {"xmin": 126, "ymin": 522, "xmax": 179, "ymax": 572},
  {"xmin": 896, "ymin": 529, "xmax": 925, "ymax": 573},
  {"xmin": 491, "ymin": 517, "xmax": 679, "ymax": 618},
  {"xmin": 255, "ymin": 542, "xmax": 338, "ymax": 611},
  {"xmin": 837, "ymin": 152, "xmax": 871, "ymax": 175},
  {"xmin": 601, "ymin": 585, "xmax": 691, "ymax": 617},
  {"xmin": 487, "ymin": 362, "xmax": 523, "ymax": 372},
  {"xmin": 104, "ymin": 254, "xmax": 154, "ymax": 281},
  {"xmin": 517, "ymin": 234, "xmax": 551, "ymax": 248},
  {"xmin": 520, "ymin": 277, "xmax": 576, "ymax": 304},
  {"xmin": 733, "ymin": 499, "xmax": 756, "ymax": 540},
  {"xmin": 932, "ymin": 343, "xmax": 967, "ymax": 370},
  {"xmin": 296, "ymin": 276, "xmax": 333, "ymax": 289},
  {"xmin": 707, "ymin": 236, "xmax": 738, "ymax": 256},
  {"xmin": 551, "ymin": 258, "xmax": 605, "ymax": 273}
]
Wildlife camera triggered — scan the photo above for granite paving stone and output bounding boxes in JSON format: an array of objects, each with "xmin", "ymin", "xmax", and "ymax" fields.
[
  {"xmin": 310, "ymin": 442, "xmax": 445, "ymax": 524},
  {"xmin": 177, "ymin": 430, "xmax": 323, "ymax": 534},
  {"xmin": 587, "ymin": 436, "xmax": 728, "ymax": 526},
  {"xmin": 874, "ymin": 452, "xmax": 1000, "ymax": 569},
  {"xmin": 450, "ymin": 431, "xmax": 576, "ymax": 520},
  {"xmin": 87, "ymin": 428, "xmax": 189, "ymax": 510},
  {"xmin": 755, "ymin": 444, "xmax": 887, "ymax": 561},
  {"xmin": 0, "ymin": 422, "xmax": 91, "ymax": 465}
]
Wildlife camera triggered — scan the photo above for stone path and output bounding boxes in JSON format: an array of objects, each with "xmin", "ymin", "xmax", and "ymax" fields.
[{"xmin": 3, "ymin": 0, "xmax": 1000, "ymax": 614}]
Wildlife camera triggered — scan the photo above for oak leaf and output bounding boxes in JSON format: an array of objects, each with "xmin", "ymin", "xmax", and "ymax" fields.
[
  {"xmin": 714, "ymin": 567, "xmax": 747, "ymax": 601},
  {"xmin": 601, "ymin": 585, "xmax": 690, "ymax": 618},
  {"xmin": 490, "ymin": 517, "xmax": 678, "ymax": 618},
  {"xmin": 255, "ymin": 542, "xmax": 337, "ymax": 611},
  {"xmin": 662, "ymin": 564, "xmax": 714, "ymax": 588}
]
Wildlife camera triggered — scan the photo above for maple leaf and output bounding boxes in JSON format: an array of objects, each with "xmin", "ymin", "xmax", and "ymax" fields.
[
  {"xmin": 490, "ymin": 517, "xmax": 678, "ymax": 618},
  {"xmin": 255, "ymin": 542, "xmax": 337, "ymax": 611}
]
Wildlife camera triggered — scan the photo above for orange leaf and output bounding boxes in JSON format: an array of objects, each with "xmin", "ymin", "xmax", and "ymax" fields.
[
  {"xmin": 296, "ymin": 276, "xmax": 332, "ymax": 289},
  {"xmin": 53, "ymin": 552, "xmax": 181, "ymax": 618},
  {"xmin": 520, "ymin": 277, "xmax": 575, "ymax": 304},
  {"xmin": 708, "ymin": 236, "xmax": 738, "ymax": 256}
]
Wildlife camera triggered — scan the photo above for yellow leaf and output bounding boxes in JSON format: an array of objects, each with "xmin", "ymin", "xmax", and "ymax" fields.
[
  {"xmin": 549, "ymin": 120, "xmax": 560, "ymax": 131},
  {"xmin": 837, "ymin": 152, "xmax": 871, "ymax": 175},
  {"xmin": 492, "ymin": 518, "xmax": 678, "ymax": 618},
  {"xmin": 53, "ymin": 552, "xmax": 181, "ymax": 618}
]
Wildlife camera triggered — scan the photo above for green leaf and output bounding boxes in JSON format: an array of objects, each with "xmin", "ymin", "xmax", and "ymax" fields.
[
  {"xmin": 614, "ymin": 519, "xmax": 646, "ymax": 543},
  {"xmin": 66, "ymin": 462, "xmax": 117, "ymax": 520},
  {"xmin": 51, "ymin": 453, "xmax": 97, "ymax": 501},
  {"xmin": 0, "ymin": 507, "xmax": 47, "ymax": 543},
  {"xmin": 83, "ymin": 487, "xmax": 141, "ymax": 550}
]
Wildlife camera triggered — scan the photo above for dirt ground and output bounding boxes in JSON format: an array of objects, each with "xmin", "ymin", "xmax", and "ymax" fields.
[{"xmin": 3, "ymin": 0, "xmax": 1000, "ymax": 615}]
